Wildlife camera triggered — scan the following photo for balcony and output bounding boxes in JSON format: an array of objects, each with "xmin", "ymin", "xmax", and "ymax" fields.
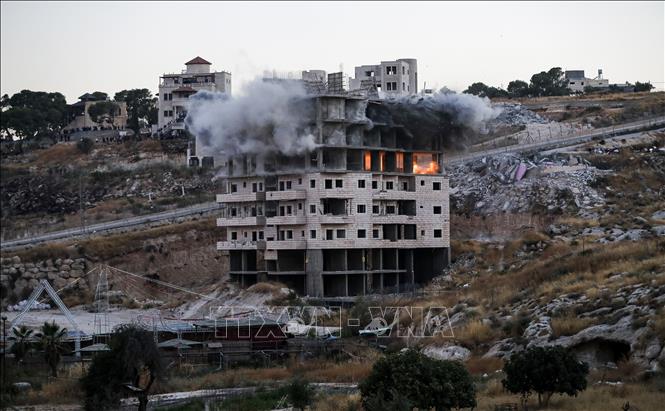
[
  {"xmin": 217, "ymin": 216, "xmax": 266, "ymax": 227},
  {"xmin": 372, "ymin": 189, "xmax": 416, "ymax": 200},
  {"xmin": 318, "ymin": 215, "xmax": 354, "ymax": 224},
  {"xmin": 217, "ymin": 240, "xmax": 266, "ymax": 250},
  {"xmin": 319, "ymin": 189, "xmax": 355, "ymax": 198},
  {"xmin": 265, "ymin": 190, "xmax": 307, "ymax": 201},
  {"xmin": 370, "ymin": 214, "xmax": 416, "ymax": 224},
  {"xmin": 266, "ymin": 240, "xmax": 307, "ymax": 250},
  {"xmin": 217, "ymin": 192, "xmax": 266, "ymax": 203},
  {"xmin": 266, "ymin": 215, "xmax": 307, "ymax": 225}
]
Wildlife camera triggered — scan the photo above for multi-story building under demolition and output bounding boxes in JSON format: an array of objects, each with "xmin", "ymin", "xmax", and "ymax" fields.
[{"xmin": 216, "ymin": 94, "xmax": 449, "ymax": 297}]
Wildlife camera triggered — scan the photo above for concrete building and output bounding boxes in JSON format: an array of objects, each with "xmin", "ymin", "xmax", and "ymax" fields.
[
  {"xmin": 63, "ymin": 93, "xmax": 128, "ymax": 133},
  {"xmin": 216, "ymin": 94, "xmax": 450, "ymax": 298},
  {"xmin": 349, "ymin": 58, "xmax": 418, "ymax": 98},
  {"xmin": 158, "ymin": 56, "xmax": 232, "ymax": 134},
  {"xmin": 565, "ymin": 69, "xmax": 609, "ymax": 93}
]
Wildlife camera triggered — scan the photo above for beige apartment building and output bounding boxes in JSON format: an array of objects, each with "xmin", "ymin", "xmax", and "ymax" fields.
[
  {"xmin": 215, "ymin": 93, "xmax": 450, "ymax": 298},
  {"xmin": 157, "ymin": 56, "xmax": 232, "ymax": 135}
]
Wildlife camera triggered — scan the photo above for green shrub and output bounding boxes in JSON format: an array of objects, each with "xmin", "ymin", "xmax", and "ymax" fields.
[
  {"xmin": 359, "ymin": 349, "xmax": 476, "ymax": 410},
  {"xmin": 76, "ymin": 137, "xmax": 94, "ymax": 154}
]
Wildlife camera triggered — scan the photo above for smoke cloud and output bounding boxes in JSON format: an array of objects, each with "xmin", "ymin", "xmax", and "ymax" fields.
[
  {"xmin": 186, "ymin": 81, "xmax": 501, "ymax": 158},
  {"xmin": 370, "ymin": 89, "xmax": 502, "ymax": 150},
  {"xmin": 185, "ymin": 80, "xmax": 318, "ymax": 157}
]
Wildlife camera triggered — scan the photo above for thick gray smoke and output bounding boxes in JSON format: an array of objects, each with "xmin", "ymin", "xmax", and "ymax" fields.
[
  {"xmin": 185, "ymin": 80, "xmax": 318, "ymax": 157},
  {"xmin": 186, "ymin": 81, "xmax": 501, "ymax": 157},
  {"xmin": 369, "ymin": 88, "xmax": 502, "ymax": 150},
  {"xmin": 420, "ymin": 90, "xmax": 501, "ymax": 134}
]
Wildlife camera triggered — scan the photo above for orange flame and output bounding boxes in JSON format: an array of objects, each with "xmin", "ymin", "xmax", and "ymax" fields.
[
  {"xmin": 413, "ymin": 153, "xmax": 440, "ymax": 175},
  {"xmin": 413, "ymin": 161, "xmax": 439, "ymax": 175}
]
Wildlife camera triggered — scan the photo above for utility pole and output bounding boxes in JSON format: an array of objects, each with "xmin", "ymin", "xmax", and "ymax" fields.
[{"xmin": 79, "ymin": 172, "xmax": 85, "ymax": 234}]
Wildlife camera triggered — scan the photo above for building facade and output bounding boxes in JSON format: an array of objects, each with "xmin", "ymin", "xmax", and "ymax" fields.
[
  {"xmin": 349, "ymin": 58, "xmax": 418, "ymax": 98},
  {"xmin": 158, "ymin": 56, "xmax": 232, "ymax": 133},
  {"xmin": 63, "ymin": 93, "xmax": 128, "ymax": 133},
  {"xmin": 565, "ymin": 70, "xmax": 609, "ymax": 93},
  {"xmin": 215, "ymin": 94, "xmax": 450, "ymax": 298}
]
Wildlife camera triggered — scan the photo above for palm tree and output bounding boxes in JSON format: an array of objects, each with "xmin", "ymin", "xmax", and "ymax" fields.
[
  {"xmin": 36, "ymin": 321, "xmax": 67, "ymax": 377},
  {"xmin": 9, "ymin": 325, "xmax": 33, "ymax": 362}
]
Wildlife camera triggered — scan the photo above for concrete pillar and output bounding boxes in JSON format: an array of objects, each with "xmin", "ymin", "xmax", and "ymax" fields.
[
  {"xmin": 305, "ymin": 249, "xmax": 323, "ymax": 297},
  {"xmin": 345, "ymin": 274, "xmax": 349, "ymax": 297},
  {"xmin": 407, "ymin": 249, "xmax": 415, "ymax": 290}
]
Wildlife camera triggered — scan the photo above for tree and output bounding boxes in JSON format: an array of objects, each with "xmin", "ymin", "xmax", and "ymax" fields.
[
  {"xmin": 508, "ymin": 80, "xmax": 530, "ymax": 98},
  {"xmin": 463, "ymin": 82, "xmax": 490, "ymax": 97},
  {"xmin": 37, "ymin": 321, "xmax": 67, "ymax": 377},
  {"xmin": 87, "ymin": 101, "xmax": 120, "ymax": 125},
  {"xmin": 77, "ymin": 137, "xmax": 94, "ymax": 154},
  {"xmin": 81, "ymin": 324, "xmax": 163, "ymax": 411},
  {"xmin": 114, "ymin": 89, "xmax": 158, "ymax": 133},
  {"xmin": 503, "ymin": 346, "xmax": 589, "ymax": 408},
  {"xmin": 463, "ymin": 82, "xmax": 508, "ymax": 99},
  {"xmin": 286, "ymin": 376, "xmax": 313, "ymax": 409},
  {"xmin": 91, "ymin": 91, "xmax": 108, "ymax": 101},
  {"xmin": 0, "ymin": 90, "xmax": 68, "ymax": 141},
  {"xmin": 634, "ymin": 81, "xmax": 654, "ymax": 92},
  {"xmin": 9, "ymin": 325, "xmax": 34, "ymax": 362},
  {"xmin": 529, "ymin": 67, "xmax": 569, "ymax": 97},
  {"xmin": 359, "ymin": 349, "xmax": 476, "ymax": 411}
]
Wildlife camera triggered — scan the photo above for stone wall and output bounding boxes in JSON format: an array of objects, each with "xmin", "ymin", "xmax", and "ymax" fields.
[{"xmin": 1, "ymin": 256, "xmax": 91, "ymax": 305}]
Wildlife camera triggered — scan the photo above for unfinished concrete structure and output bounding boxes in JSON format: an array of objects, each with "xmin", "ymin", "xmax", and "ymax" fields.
[
  {"xmin": 349, "ymin": 58, "xmax": 418, "ymax": 97},
  {"xmin": 216, "ymin": 94, "xmax": 449, "ymax": 297}
]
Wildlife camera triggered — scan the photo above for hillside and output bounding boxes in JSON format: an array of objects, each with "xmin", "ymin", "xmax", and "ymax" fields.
[{"xmin": 0, "ymin": 138, "xmax": 219, "ymax": 241}]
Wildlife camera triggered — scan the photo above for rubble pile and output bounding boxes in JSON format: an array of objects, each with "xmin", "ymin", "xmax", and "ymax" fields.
[
  {"xmin": 449, "ymin": 152, "xmax": 608, "ymax": 215},
  {"xmin": 492, "ymin": 103, "xmax": 548, "ymax": 126}
]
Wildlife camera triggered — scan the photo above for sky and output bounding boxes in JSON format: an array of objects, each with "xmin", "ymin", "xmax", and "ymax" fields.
[{"xmin": 1, "ymin": 1, "xmax": 663, "ymax": 103}]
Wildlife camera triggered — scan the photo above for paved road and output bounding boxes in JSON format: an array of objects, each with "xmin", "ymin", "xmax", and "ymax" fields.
[
  {"xmin": 2, "ymin": 116, "xmax": 663, "ymax": 251},
  {"xmin": 1, "ymin": 202, "xmax": 221, "ymax": 250},
  {"xmin": 446, "ymin": 116, "xmax": 665, "ymax": 165}
]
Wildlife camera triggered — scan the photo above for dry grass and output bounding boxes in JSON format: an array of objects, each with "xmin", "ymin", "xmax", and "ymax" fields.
[
  {"xmin": 3, "ymin": 217, "xmax": 219, "ymax": 262},
  {"xmin": 550, "ymin": 317, "xmax": 595, "ymax": 338},
  {"xmin": 32, "ymin": 143, "xmax": 83, "ymax": 167},
  {"xmin": 313, "ymin": 393, "xmax": 361, "ymax": 411},
  {"xmin": 453, "ymin": 320, "xmax": 497, "ymax": 350},
  {"xmin": 465, "ymin": 356, "xmax": 504, "ymax": 375},
  {"xmin": 477, "ymin": 380, "xmax": 665, "ymax": 411},
  {"xmin": 652, "ymin": 315, "xmax": 665, "ymax": 341},
  {"xmin": 247, "ymin": 281, "xmax": 286, "ymax": 295},
  {"xmin": 163, "ymin": 359, "xmax": 374, "ymax": 394}
]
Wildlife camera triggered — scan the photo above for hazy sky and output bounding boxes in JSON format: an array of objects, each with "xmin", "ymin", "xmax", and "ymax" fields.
[{"xmin": 2, "ymin": 1, "xmax": 663, "ymax": 102}]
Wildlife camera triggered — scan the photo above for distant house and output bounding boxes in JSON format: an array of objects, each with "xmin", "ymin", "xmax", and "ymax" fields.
[
  {"xmin": 63, "ymin": 93, "xmax": 128, "ymax": 133},
  {"xmin": 157, "ymin": 56, "xmax": 232, "ymax": 133},
  {"xmin": 565, "ymin": 70, "xmax": 609, "ymax": 93}
]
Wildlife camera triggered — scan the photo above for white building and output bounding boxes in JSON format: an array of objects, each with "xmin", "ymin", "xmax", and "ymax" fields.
[
  {"xmin": 565, "ymin": 70, "xmax": 609, "ymax": 93},
  {"xmin": 349, "ymin": 58, "xmax": 418, "ymax": 98},
  {"xmin": 215, "ymin": 94, "xmax": 450, "ymax": 297},
  {"xmin": 157, "ymin": 57, "xmax": 232, "ymax": 133}
]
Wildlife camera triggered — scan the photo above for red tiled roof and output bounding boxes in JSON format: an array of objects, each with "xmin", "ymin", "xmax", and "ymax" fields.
[{"xmin": 185, "ymin": 56, "xmax": 211, "ymax": 65}]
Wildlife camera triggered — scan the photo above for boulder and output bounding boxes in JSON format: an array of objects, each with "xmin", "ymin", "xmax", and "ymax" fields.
[
  {"xmin": 645, "ymin": 339, "xmax": 662, "ymax": 361},
  {"xmin": 524, "ymin": 316, "xmax": 552, "ymax": 345},
  {"xmin": 651, "ymin": 210, "xmax": 665, "ymax": 220},
  {"xmin": 422, "ymin": 344, "xmax": 471, "ymax": 361},
  {"xmin": 651, "ymin": 225, "xmax": 665, "ymax": 237},
  {"xmin": 483, "ymin": 338, "xmax": 522, "ymax": 359}
]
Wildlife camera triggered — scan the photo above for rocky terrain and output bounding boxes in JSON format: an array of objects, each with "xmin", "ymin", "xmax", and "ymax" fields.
[
  {"xmin": 1, "ymin": 139, "xmax": 219, "ymax": 240},
  {"xmin": 415, "ymin": 130, "xmax": 665, "ymax": 376}
]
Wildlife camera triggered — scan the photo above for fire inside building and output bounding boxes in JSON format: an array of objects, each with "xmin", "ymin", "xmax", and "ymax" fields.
[{"xmin": 215, "ymin": 94, "xmax": 451, "ymax": 298}]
